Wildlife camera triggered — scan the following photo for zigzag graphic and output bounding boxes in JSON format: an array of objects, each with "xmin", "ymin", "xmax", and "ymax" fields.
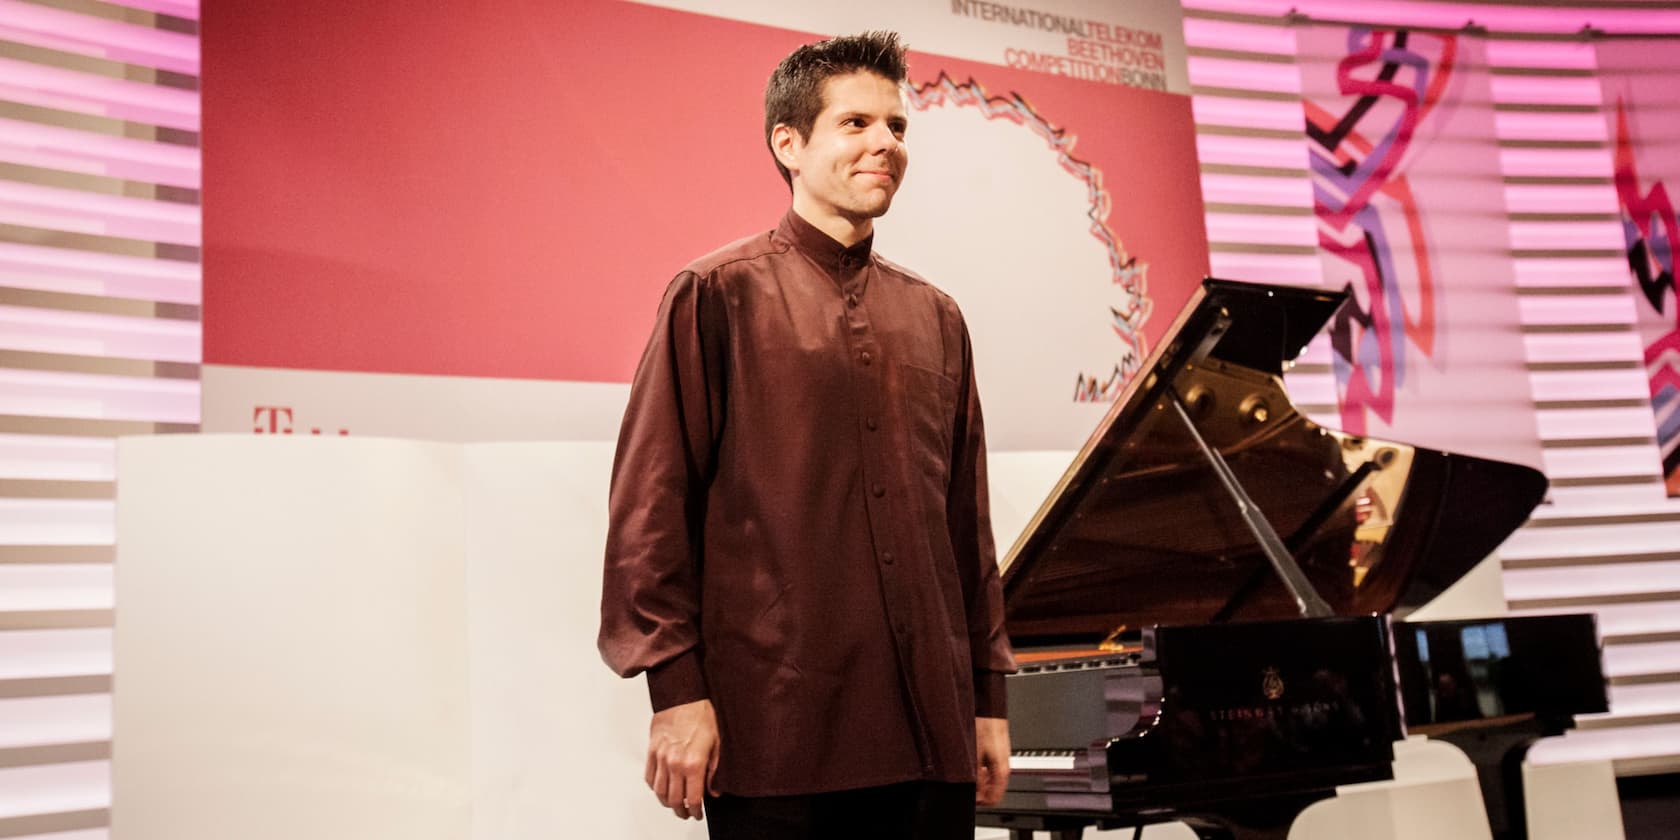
[
  {"xmin": 1304, "ymin": 28, "xmax": 1452, "ymax": 435},
  {"xmin": 1613, "ymin": 97, "xmax": 1680, "ymax": 491},
  {"xmin": 904, "ymin": 73, "xmax": 1151, "ymax": 402}
]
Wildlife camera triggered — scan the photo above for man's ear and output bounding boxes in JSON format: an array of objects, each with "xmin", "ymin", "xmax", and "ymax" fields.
[{"xmin": 771, "ymin": 123, "xmax": 802, "ymax": 177}]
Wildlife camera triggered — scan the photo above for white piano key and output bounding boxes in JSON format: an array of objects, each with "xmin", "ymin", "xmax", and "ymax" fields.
[{"xmin": 1009, "ymin": 754, "xmax": 1078, "ymax": 772}]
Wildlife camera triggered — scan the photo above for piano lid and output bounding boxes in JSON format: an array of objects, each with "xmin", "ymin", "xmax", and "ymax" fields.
[{"xmin": 1000, "ymin": 279, "xmax": 1548, "ymax": 646}]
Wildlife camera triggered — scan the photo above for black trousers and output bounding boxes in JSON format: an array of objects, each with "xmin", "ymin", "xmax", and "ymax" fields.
[{"xmin": 704, "ymin": 781, "xmax": 977, "ymax": 840}]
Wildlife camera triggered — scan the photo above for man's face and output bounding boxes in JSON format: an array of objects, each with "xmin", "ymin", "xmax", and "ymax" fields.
[{"xmin": 780, "ymin": 71, "xmax": 909, "ymax": 226}]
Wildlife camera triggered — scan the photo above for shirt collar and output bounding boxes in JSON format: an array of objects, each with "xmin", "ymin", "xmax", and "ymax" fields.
[{"xmin": 777, "ymin": 209, "xmax": 874, "ymax": 276}]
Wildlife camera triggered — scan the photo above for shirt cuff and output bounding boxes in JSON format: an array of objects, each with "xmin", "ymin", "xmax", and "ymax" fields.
[
  {"xmin": 974, "ymin": 669, "xmax": 1008, "ymax": 718},
  {"xmin": 646, "ymin": 648, "xmax": 708, "ymax": 712}
]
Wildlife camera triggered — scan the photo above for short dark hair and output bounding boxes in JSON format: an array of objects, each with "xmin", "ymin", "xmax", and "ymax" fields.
[{"xmin": 764, "ymin": 31, "xmax": 908, "ymax": 187}]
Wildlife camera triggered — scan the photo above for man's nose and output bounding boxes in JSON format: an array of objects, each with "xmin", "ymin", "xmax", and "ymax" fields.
[{"xmin": 867, "ymin": 122, "xmax": 902, "ymax": 154}]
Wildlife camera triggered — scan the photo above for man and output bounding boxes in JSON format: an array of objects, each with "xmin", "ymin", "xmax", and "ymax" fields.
[{"xmin": 599, "ymin": 31, "xmax": 1014, "ymax": 838}]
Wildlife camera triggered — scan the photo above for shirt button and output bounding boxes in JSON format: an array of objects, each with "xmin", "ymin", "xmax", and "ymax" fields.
[
  {"xmin": 871, "ymin": 483, "xmax": 885, "ymax": 498},
  {"xmin": 865, "ymin": 416, "xmax": 879, "ymax": 431},
  {"xmin": 860, "ymin": 351, "xmax": 873, "ymax": 366},
  {"xmin": 846, "ymin": 293, "xmax": 859, "ymax": 308},
  {"xmin": 882, "ymin": 551, "xmax": 895, "ymax": 565}
]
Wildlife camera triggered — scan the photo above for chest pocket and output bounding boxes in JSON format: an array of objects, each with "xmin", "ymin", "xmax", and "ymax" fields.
[{"xmin": 898, "ymin": 362, "xmax": 956, "ymax": 483}]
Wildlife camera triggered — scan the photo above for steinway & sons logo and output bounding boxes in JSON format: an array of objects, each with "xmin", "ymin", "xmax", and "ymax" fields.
[{"xmin": 1203, "ymin": 665, "xmax": 1343, "ymax": 723}]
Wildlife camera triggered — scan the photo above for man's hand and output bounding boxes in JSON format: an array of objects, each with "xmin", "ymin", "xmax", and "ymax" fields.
[
  {"xmin": 975, "ymin": 715, "xmax": 1011, "ymax": 806},
  {"xmin": 645, "ymin": 698, "xmax": 720, "ymax": 820}
]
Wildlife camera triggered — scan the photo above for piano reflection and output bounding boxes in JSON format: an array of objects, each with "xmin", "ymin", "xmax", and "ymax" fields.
[{"xmin": 979, "ymin": 279, "xmax": 1607, "ymax": 840}]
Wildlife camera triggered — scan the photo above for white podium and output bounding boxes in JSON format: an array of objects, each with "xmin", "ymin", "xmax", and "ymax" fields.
[{"xmin": 112, "ymin": 436, "xmax": 707, "ymax": 840}]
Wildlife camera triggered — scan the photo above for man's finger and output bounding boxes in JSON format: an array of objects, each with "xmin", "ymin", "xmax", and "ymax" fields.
[
  {"xmin": 706, "ymin": 741, "xmax": 722, "ymax": 797},
  {"xmin": 987, "ymin": 768, "xmax": 1008, "ymax": 805},
  {"xmin": 664, "ymin": 760, "xmax": 689, "ymax": 817},
  {"xmin": 683, "ymin": 757, "xmax": 708, "ymax": 820},
  {"xmin": 651, "ymin": 754, "xmax": 671, "ymax": 804},
  {"xmin": 974, "ymin": 761, "xmax": 1004, "ymax": 806},
  {"xmin": 644, "ymin": 746, "xmax": 657, "ymax": 789}
]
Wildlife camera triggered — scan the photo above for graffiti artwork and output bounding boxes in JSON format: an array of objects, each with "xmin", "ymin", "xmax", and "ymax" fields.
[
  {"xmin": 1612, "ymin": 98, "xmax": 1680, "ymax": 494},
  {"xmin": 1304, "ymin": 28, "xmax": 1454, "ymax": 435}
]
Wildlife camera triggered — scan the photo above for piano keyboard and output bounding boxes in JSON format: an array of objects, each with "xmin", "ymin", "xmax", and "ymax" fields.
[{"xmin": 1009, "ymin": 750, "xmax": 1080, "ymax": 771}]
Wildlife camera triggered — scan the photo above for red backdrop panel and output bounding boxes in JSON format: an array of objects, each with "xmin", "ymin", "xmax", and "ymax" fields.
[{"xmin": 203, "ymin": 0, "xmax": 1205, "ymax": 383}]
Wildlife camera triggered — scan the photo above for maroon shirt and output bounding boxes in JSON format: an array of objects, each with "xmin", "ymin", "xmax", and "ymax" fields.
[{"xmin": 599, "ymin": 209, "xmax": 1015, "ymax": 796}]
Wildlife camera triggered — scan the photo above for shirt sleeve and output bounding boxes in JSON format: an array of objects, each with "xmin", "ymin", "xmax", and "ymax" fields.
[
  {"xmin": 946, "ymin": 316, "xmax": 1017, "ymax": 718},
  {"xmin": 598, "ymin": 271, "xmax": 728, "ymax": 712}
]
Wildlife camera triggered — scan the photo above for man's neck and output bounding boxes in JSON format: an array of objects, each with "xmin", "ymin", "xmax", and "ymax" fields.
[{"xmin": 789, "ymin": 198, "xmax": 872, "ymax": 248}]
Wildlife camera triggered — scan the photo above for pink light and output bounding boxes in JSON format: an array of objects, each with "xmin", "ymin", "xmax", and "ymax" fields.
[
  {"xmin": 0, "ymin": 368, "xmax": 199, "ymax": 424},
  {"xmin": 105, "ymin": 0, "xmax": 197, "ymax": 20},
  {"xmin": 1204, "ymin": 212, "xmax": 1318, "ymax": 247},
  {"xmin": 1540, "ymin": 444, "xmax": 1665, "ymax": 478},
  {"xmin": 1529, "ymin": 369, "xmax": 1651, "ymax": 402},
  {"xmin": 0, "ymin": 116, "xmax": 200, "ymax": 190},
  {"xmin": 1504, "ymin": 560, "xmax": 1680, "ymax": 601},
  {"xmin": 0, "ymin": 57, "xmax": 198, "ymax": 132},
  {"xmin": 1206, "ymin": 252, "xmax": 1323, "ymax": 286},
  {"xmin": 0, "ymin": 695, "xmax": 111, "ymax": 751},
  {"xmin": 0, "ymin": 565, "xmax": 112, "ymax": 611},
  {"xmin": 1524, "ymin": 333, "xmax": 1645, "ymax": 364},
  {"xmin": 1528, "ymin": 724, "xmax": 1680, "ymax": 767},
  {"xmin": 1500, "ymin": 147, "xmax": 1616, "ymax": 178},
  {"xmin": 1280, "ymin": 371, "xmax": 1337, "ymax": 405},
  {"xmin": 1182, "ymin": 17, "xmax": 1296, "ymax": 55},
  {"xmin": 1484, "ymin": 40, "xmax": 1599, "ymax": 70},
  {"xmin": 1513, "ymin": 257, "xmax": 1630, "ymax": 288},
  {"xmin": 0, "ymin": 304, "xmax": 200, "ymax": 364},
  {"xmin": 1503, "ymin": 518, "xmax": 1680, "ymax": 561},
  {"xmin": 1523, "ymin": 601, "xmax": 1680, "ymax": 639},
  {"xmin": 1188, "ymin": 56, "xmax": 1303, "ymax": 94},
  {"xmin": 1518, "ymin": 295, "xmax": 1636, "ymax": 327},
  {"xmin": 1494, "ymin": 111, "xmax": 1609, "ymax": 143},
  {"xmin": 1605, "ymin": 682, "xmax": 1680, "ymax": 716},
  {"xmin": 1534, "ymin": 406, "xmax": 1659, "ymax": 440},
  {"xmin": 1191, "ymin": 95, "xmax": 1306, "ymax": 132},
  {"xmin": 1502, "ymin": 183, "xmax": 1619, "ymax": 215},
  {"xmin": 1199, "ymin": 172, "xmax": 1314, "ymax": 207},
  {"xmin": 0, "ymin": 630, "xmax": 110, "ymax": 679},
  {"xmin": 1603, "ymin": 641, "xmax": 1680, "ymax": 680},
  {"xmin": 1195, "ymin": 133, "xmax": 1310, "ymax": 169},
  {"xmin": 0, "ymin": 760, "xmax": 110, "ymax": 818},
  {"xmin": 1181, "ymin": 0, "xmax": 1680, "ymax": 35},
  {"xmin": 1507, "ymin": 220, "xmax": 1627, "ymax": 251},
  {"xmin": 0, "ymin": 241, "xmax": 199, "ymax": 305},
  {"xmin": 1293, "ymin": 336, "xmax": 1336, "ymax": 365},
  {"xmin": 1489, "ymin": 75, "xmax": 1604, "ymax": 107},
  {"xmin": 1544, "ymin": 485, "xmax": 1676, "ymax": 516},
  {"xmin": 0, "ymin": 500, "xmax": 114, "ymax": 548},
  {"xmin": 0, "ymin": 181, "xmax": 199, "ymax": 246},
  {"xmin": 0, "ymin": 434, "xmax": 115, "ymax": 482},
  {"xmin": 0, "ymin": 0, "xmax": 197, "ymax": 75}
]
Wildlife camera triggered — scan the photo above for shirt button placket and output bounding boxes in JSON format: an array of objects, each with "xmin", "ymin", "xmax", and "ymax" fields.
[{"xmin": 842, "ymin": 273, "xmax": 928, "ymax": 765}]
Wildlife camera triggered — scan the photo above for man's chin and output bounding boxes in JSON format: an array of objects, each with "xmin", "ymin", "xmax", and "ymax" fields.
[{"xmin": 853, "ymin": 195, "xmax": 896, "ymax": 219}]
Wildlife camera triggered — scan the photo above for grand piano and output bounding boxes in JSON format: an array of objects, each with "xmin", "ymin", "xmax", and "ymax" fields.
[{"xmin": 978, "ymin": 279, "xmax": 1608, "ymax": 840}]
